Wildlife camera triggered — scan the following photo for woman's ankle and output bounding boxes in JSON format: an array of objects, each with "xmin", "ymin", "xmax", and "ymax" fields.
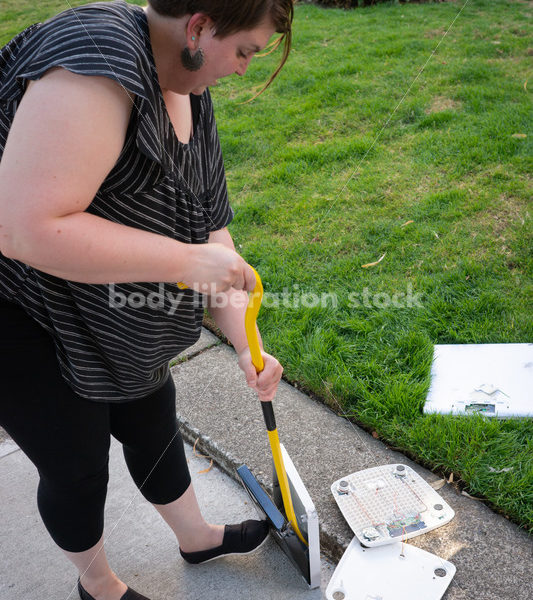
[
  {"xmin": 79, "ymin": 572, "xmax": 127, "ymax": 600},
  {"xmin": 178, "ymin": 523, "xmax": 224, "ymax": 553}
]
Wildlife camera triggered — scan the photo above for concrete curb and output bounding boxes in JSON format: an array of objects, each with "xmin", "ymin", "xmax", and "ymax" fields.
[
  {"xmin": 170, "ymin": 332, "xmax": 533, "ymax": 600},
  {"xmin": 176, "ymin": 412, "xmax": 346, "ymax": 563}
]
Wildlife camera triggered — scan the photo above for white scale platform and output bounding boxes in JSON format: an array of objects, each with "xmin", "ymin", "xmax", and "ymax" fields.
[
  {"xmin": 424, "ymin": 343, "xmax": 533, "ymax": 418},
  {"xmin": 325, "ymin": 536, "xmax": 456, "ymax": 600},
  {"xmin": 331, "ymin": 464, "xmax": 454, "ymax": 548}
]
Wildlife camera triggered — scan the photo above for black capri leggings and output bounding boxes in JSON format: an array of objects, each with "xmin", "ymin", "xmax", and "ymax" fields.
[{"xmin": 0, "ymin": 298, "xmax": 191, "ymax": 553}]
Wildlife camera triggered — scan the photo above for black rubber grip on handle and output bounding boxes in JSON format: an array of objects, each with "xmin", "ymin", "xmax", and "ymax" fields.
[{"xmin": 261, "ymin": 401, "xmax": 277, "ymax": 432}]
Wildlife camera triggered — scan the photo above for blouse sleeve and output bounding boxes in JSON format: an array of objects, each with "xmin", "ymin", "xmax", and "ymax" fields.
[{"xmin": 14, "ymin": 6, "xmax": 149, "ymax": 100}]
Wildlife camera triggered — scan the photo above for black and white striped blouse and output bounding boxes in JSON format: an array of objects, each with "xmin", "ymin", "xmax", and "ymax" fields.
[{"xmin": 0, "ymin": 1, "xmax": 234, "ymax": 401}]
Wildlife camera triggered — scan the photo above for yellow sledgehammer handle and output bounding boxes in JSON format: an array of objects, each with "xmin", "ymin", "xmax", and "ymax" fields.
[{"xmin": 245, "ymin": 267, "xmax": 308, "ymax": 546}]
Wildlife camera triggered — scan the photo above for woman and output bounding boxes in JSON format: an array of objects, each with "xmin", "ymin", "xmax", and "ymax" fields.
[{"xmin": 0, "ymin": 1, "xmax": 294, "ymax": 599}]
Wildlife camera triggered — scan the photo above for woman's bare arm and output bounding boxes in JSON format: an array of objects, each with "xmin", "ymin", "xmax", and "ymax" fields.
[
  {"xmin": 206, "ymin": 227, "xmax": 257, "ymax": 353},
  {"xmin": 0, "ymin": 68, "xmax": 254, "ymax": 291},
  {"xmin": 207, "ymin": 227, "xmax": 282, "ymax": 401}
]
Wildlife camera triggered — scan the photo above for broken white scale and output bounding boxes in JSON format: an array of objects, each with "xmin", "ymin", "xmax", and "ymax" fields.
[
  {"xmin": 423, "ymin": 343, "xmax": 533, "ymax": 418},
  {"xmin": 331, "ymin": 464, "xmax": 454, "ymax": 548},
  {"xmin": 325, "ymin": 536, "xmax": 456, "ymax": 600}
]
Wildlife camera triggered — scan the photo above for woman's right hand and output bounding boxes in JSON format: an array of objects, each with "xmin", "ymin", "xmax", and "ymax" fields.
[{"xmin": 181, "ymin": 242, "xmax": 256, "ymax": 294}]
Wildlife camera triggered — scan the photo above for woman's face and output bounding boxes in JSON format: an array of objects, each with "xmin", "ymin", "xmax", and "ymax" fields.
[{"xmin": 185, "ymin": 19, "xmax": 277, "ymax": 95}]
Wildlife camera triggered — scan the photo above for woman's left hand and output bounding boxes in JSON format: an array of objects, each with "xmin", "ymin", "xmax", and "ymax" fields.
[{"xmin": 237, "ymin": 348, "xmax": 283, "ymax": 402}]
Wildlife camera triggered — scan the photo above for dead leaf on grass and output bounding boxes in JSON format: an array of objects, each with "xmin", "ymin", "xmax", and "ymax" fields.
[
  {"xmin": 511, "ymin": 133, "xmax": 527, "ymax": 139},
  {"xmin": 400, "ymin": 220, "xmax": 414, "ymax": 228},
  {"xmin": 362, "ymin": 253, "xmax": 386, "ymax": 269}
]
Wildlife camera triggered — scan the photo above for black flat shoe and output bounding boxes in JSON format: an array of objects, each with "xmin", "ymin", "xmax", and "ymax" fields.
[
  {"xmin": 78, "ymin": 578, "xmax": 151, "ymax": 600},
  {"xmin": 179, "ymin": 519, "xmax": 269, "ymax": 564}
]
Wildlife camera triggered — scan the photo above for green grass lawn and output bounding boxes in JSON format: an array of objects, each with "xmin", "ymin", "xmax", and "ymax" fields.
[{"xmin": 2, "ymin": 0, "xmax": 532, "ymax": 530}]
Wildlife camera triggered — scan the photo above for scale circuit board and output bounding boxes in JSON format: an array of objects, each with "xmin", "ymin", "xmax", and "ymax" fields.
[{"xmin": 331, "ymin": 464, "xmax": 454, "ymax": 547}]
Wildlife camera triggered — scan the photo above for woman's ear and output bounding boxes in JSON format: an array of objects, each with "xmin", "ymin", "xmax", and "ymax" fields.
[{"xmin": 186, "ymin": 13, "xmax": 214, "ymax": 47}]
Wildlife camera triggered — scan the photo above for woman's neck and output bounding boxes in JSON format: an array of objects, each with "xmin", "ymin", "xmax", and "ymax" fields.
[{"xmin": 144, "ymin": 6, "xmax": 189, "ymax": 92}]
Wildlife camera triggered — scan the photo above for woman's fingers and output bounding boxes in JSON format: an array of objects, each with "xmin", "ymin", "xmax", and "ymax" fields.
[
  {"xmin": 238, "ymin": 350, "xmax": 283, "ymax": 402},
  {"xmin": 224, "ymin": 258, "xmax": 255, "ymax": 292},
  {"xmin": 185, "ymin": 243, "xmax": 256, "ymax": 294},
  {"xmin": 254, "ymin": 354, "xmax": 283, "ymax": 401},
  {"xmin": 242, "ymin": 263, "xmax": 257, "ymax": 292},
  {"xmin": 258, "ymin": 386, "xmax": 278, "ymax": 402}
]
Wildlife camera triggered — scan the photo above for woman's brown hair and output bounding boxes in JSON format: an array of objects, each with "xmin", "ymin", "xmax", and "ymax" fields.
[{"xmin": 147, "ymin": 1, "xmax": 294, "ymax": 96}]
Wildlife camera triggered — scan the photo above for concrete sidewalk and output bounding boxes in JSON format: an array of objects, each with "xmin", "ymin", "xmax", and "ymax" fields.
[
  {"xmin": 171, "ymin": 329, "xmax": 533, "ymax": 600},
  {"xmin": 1, "ymin": 327, "xmax": 532, "ymax": 600},
  {"xmin": 0, "ymin": 435, "xmax": 334, "ymax": 600}
]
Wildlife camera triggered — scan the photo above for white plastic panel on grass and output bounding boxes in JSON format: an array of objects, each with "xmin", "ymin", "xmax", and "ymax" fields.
[
  {"xmin": 423, "ymin": 343, "xmax": 533, "ymax": 418},
  {"xmin": 325, "ymin": 536, "xmax": 456, "ymax": 600}
]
